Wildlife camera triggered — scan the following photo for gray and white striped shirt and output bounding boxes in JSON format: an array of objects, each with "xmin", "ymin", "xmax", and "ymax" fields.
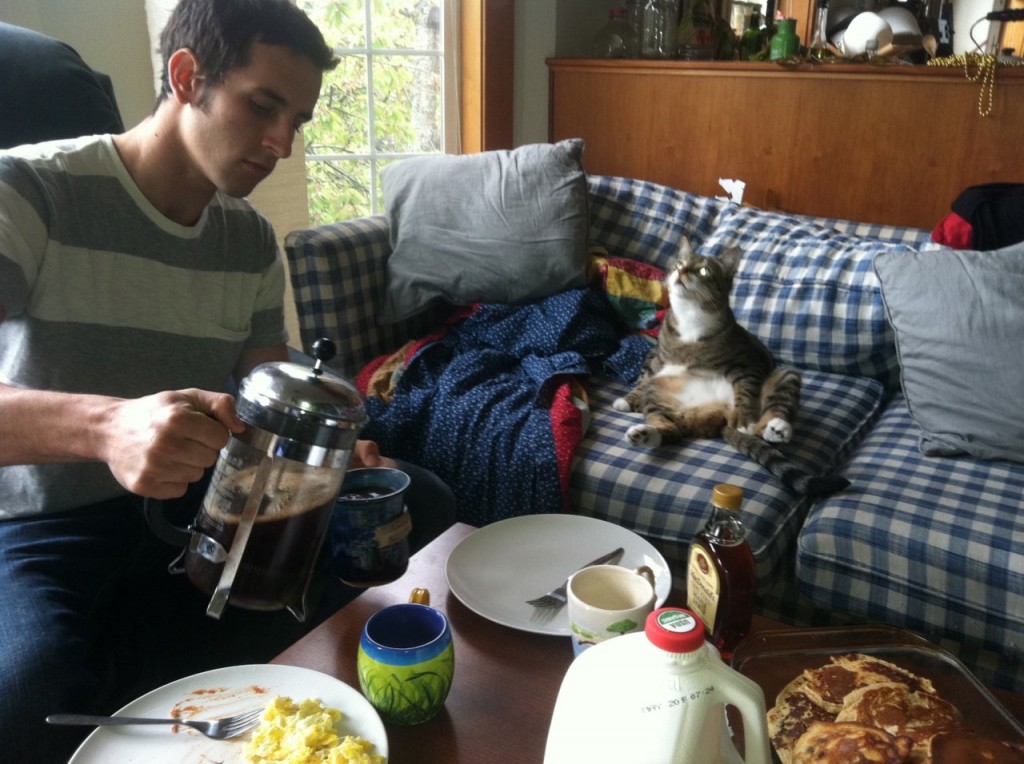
[{"xmin": 0, "ymin": 134, "xmax": 287, "ymax": 518}]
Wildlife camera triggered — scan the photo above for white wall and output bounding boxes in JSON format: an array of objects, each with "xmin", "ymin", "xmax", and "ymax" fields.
[
  {"xmin": 513, "ymin": 0, "xmax": 556, "ymax": 145},
  {"xmin": 956, "ymin": 0, "xmax": 997, "ymax": 53}
]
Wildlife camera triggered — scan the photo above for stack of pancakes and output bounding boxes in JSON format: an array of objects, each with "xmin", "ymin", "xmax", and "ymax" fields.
[{"xmin": 767, "ymin": 652, "xmax": 1024, "ymax": 763}]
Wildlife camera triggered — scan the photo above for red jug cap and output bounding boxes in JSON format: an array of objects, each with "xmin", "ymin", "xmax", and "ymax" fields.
[{"xmin": 645, "ymin": 607, "xmax": 705, "ymax": 653}]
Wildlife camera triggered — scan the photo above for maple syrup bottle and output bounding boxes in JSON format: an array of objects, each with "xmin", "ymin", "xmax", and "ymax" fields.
[{"xmin": 686, "ymin": 483, "xmax": 756, "ymax": 660}]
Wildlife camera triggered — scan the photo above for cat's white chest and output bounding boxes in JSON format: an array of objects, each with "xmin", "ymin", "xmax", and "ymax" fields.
[{"xmin": 655, "ymin": 364, "xmax": 734, "ymax": 407}]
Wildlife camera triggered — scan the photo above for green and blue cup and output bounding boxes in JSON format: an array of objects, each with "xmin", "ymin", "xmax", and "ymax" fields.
[{"xmin": 357, "ymin": 588, "xmax": 454, "ymax": 725}]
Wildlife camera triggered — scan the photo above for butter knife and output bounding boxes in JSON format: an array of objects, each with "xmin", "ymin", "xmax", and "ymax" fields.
[{"xmin": 525, "ymin": 546, "xmax": 625, "ymax": 608}]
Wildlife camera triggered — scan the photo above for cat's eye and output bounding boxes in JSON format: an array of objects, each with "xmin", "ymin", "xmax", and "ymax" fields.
[{"xmin": 698, "ymin": 266, "xmax": 709, "ymax": 277}]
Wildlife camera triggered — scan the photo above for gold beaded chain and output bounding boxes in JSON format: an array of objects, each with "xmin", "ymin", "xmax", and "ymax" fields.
[{"xmin": 927, "ymin": 53, "xmax": 1024, "ymax": 117}]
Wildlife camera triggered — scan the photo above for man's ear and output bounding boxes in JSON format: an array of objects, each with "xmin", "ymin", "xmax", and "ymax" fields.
[{"xmin": 166, "ymin": 48, "xmax": 203, "ymax": 105}]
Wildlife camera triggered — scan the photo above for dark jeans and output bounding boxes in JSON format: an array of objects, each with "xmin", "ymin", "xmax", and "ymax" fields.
[{"xmin": 0, "ymin": 460, "xmax": 454, "ymax": 762}]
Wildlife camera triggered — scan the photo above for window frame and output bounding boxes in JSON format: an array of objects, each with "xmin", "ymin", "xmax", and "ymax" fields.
[{"xmin": 460, "ymin": 0, "xmax": 514, "ymax": 153}]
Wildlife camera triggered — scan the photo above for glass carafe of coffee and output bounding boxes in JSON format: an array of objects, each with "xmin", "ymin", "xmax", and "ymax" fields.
[{"xmin": 146, "ymin": 339, "xmax": 365, "ymax": 621}]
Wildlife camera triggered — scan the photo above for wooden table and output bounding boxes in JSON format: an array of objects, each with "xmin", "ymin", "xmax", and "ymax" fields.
[{"xmin": 272, "ymin": 522, "xmax": 1024, "ymax": 762}]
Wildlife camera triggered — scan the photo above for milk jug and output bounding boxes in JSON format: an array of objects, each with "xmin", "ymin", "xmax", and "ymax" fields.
[{"xmin": 544, "ymin": 607, "xmax": 772, "ymax": 764}]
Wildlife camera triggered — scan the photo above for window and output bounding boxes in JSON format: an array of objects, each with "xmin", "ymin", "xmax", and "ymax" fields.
[{"xmin": 297, "ymin": 1, "xmax": 458, "ymax": 224}]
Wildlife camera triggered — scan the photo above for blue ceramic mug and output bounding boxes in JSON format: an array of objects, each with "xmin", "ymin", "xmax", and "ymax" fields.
[
  {"xmin": 331, "ymin": 467, "xmax": 412, "ymax": 586},
  {"xmin": 357, "ymin": 588, "xmax": 455, "ymax": 725}
]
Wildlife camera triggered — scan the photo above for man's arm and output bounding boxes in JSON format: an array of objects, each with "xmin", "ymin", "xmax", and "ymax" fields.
[{"xmin": 0, "ymin": 382, "xmax": 243, "ymax": 499}]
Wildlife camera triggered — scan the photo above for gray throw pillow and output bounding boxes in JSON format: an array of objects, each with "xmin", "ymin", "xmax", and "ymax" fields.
[
  {"xmin": 874, "ymin": 243, "xmax": 1024, "ymax": 463},
  {"xmin": 379, "ymin": 139, "xmax": 590, "ymax": 323}
]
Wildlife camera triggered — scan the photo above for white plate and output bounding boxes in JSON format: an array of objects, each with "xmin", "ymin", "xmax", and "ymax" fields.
[
  {"xmin": 68, "ymin": 664, "xmax": 388, "ymax": 764},
  {"xmin": 445, "ymin": 515, "xmax": 672, "ymax": 636}
]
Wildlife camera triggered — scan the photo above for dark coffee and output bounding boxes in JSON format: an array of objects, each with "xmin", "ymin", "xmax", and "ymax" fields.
[
  {"xmin": 338, "ymin": 485, "xmax": 395, "ymax": 501},
  {"xmin": 185, "ymin": 467, "xmax": 340, "ymax": 615}
]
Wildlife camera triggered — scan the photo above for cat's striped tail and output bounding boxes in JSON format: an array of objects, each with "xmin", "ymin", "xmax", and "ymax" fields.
[{"xmin": 722, "ymin": 427, "xmax": 850, "ymax": 498}]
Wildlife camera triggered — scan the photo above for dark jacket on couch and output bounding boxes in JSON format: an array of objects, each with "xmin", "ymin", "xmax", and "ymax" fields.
[{"xmin": 0, "ymin": 22, "xmax": 124, "ymax": 150}]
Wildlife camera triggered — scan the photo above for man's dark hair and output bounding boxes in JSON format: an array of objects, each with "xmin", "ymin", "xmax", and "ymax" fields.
[{"xmin": 156, "ymin": 0, "xmax": 338, "ymax": 105}]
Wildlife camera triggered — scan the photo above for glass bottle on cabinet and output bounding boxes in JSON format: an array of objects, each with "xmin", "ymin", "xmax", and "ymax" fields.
[
  {"xmin": 807, "ymin": 0, "xmax": 831, "ymax": 60},
  {"xmin": 592, "ymin": 6, "xmax": 638, "ymax": 57},
  {"xmin": 640, "ymin": 0, "xmax": 680, "ymax": 58}
]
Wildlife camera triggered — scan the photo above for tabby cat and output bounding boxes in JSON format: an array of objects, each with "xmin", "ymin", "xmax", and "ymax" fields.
[{"xmin": 613, "ymin": 239, "xmax": 849, "ymax": 498}]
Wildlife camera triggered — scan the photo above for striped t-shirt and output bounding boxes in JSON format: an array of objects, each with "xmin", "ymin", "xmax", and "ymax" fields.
[{"xmin": 0, "ymin": 134, "xmax": 287, "ymax": 518}]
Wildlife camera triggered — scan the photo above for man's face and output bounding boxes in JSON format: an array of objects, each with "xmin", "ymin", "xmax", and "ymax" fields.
[{"xmin": 182, "ymin": 42, "xmax": 323, "ymax": 198}]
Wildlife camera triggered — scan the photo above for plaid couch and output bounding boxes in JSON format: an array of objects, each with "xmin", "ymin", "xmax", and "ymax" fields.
[{"xmin": 286, "ymin": 175, "xmax": 1024, "ymax": 692}]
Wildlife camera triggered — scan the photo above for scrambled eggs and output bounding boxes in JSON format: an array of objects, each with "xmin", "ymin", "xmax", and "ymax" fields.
[{"xmin": 244, "ymin": 696, "xmax": 385, "ymax": 764}]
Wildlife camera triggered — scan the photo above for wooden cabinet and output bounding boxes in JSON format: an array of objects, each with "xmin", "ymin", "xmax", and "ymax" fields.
[{"xmin": 547, "ymin": 58, "xmax": 1024, "ymax": 228}]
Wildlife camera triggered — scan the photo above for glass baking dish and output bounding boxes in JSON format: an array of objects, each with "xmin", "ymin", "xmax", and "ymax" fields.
[{"xmin": 731, "ymin": 624, "xmax": 1024, "ymax": 749}]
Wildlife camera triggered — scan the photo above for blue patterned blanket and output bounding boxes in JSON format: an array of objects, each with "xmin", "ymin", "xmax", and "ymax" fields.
[{"xmin": 355, "ymin": 286, "xmax": 651, "ymax": 526}]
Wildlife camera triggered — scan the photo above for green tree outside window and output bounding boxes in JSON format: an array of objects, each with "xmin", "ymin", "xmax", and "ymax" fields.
[{"xmin": 299, "ymin": 0, "xmax": 444, "ymax": 225}]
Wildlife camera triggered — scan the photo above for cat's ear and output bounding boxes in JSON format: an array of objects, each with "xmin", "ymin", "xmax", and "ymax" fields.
[
  {"xmin": 678, "ymin": 237, "xmax": 695, "ymax": 259},
  {"xmin": 717, "ymin": 247, "xmax": 743, "ymax": 276}
]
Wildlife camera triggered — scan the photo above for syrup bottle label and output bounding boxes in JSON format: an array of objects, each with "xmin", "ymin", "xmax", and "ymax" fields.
[{"xmin": 686, "ymin": 544, "xmax": 720, "ymax": 633}]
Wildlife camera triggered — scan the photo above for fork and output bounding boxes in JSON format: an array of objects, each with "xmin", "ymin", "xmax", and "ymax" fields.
[
  {"xmin": 46, "ymin": 706, "xmax": 264, "ymax": 740},
  {"xmin": 525, "ymin": 546, "xmax": 624, "ymax": 608}
]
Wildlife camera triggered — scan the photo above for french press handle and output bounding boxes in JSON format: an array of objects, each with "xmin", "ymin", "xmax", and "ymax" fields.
[{"xmin": 143, "ymin": 497, "xmax": 193, "ymax": 547}]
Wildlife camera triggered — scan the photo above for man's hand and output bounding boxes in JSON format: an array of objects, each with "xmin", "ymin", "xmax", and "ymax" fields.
[
  {"xmin": 101, "ymin": 389, "xmax": 244, "ymax": 499},
  {"xmin": 351, "ymin": 439, "xmax": 398, "ymax": 470},
  {"xmin": 0, "ymin": 377, "xmax": 397, "ymax": 502}
]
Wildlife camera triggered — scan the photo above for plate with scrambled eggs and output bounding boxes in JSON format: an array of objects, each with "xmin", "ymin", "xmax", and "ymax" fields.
[{"xmin": 67, "ymin": 663, "xmax": 388, "ymax": 763}]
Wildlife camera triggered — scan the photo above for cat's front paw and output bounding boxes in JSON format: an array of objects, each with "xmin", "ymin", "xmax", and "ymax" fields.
[
  {"xmin": 612, "ymin": 396, "xmax": 633, "ymax": 412},
  {"xmin": 626, "ymin": 424, "xmax": 662, "ymax": 447},
  {"xmin": 761, "ymin": 417, "xmax": 793, "ymax": 444}
]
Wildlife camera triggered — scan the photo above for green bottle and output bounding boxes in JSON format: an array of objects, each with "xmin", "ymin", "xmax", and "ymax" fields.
[
  {"xmin": 769, "ymin": 18, "xmax": 799, "ymax": 60},
  {"xmin": 740, "ymin": 9, "xmax": 765, "ymax": 60}
]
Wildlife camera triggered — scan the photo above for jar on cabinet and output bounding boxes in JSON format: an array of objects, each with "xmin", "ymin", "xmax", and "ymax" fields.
[{"xmin": 769, "ymin": 17, "xmax": 800, "ymax": 60}]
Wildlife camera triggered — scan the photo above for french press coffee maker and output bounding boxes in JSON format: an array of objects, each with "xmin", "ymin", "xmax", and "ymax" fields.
[{"xmin": 146, "ymin": 339, "xmax": 365, "ymax": 621}]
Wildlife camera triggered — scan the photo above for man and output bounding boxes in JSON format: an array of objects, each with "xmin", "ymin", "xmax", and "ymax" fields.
[{"xmin": 0, "ymin": 2, "xmax": 452, "ymax": 760}]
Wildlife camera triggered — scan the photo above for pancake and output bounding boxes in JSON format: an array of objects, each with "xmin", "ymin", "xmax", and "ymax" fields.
[
  {"xmin": 835, "ymin": 681, "xmax": 964, "ymax": 760},
  {"xmin": 767, "ymin": 675, "xmax": 835, "ymax": 764},
  {"xmin": 800, "ymin": 653, "xmax": 937, "ymax": 714},
  {"xmin": 928, "ymin": 730, "xmax": 1024, "ymax": 764},
  {"xmin": 792, "ymin": 720, "xmax": 914, "ymax": 764}
]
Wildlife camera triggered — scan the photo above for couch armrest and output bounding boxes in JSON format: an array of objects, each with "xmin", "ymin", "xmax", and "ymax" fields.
[{"xmin": 285, "ymin": 215, "xmax": 441, "ymax": 379}]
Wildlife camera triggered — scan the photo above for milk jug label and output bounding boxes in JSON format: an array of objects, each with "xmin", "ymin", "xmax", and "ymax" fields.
[
  {"xmin": 655, "ymin": 609, "xmax": 700, "ymax": 634},
  {"xmin": 686, "ymin": 546, "xmax": 720, "ymax": 632}
]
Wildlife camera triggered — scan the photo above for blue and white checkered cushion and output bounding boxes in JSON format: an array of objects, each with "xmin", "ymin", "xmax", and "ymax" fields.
[
  {"xmin": 697, "ymin": 205, "xmax": 930, "ymax": 390},
  {"xmin": 585, "ymin": 175, "xmax": 728, "ymax": 269},
  {"xmin": 571, "ymin": 369, "xmax": 886, "ymax": 588},
  {"xmin": 285, "ymin": 216, "xmax": 442, "ymax": 379},
  {"xmin": 797, "ymin": 394, "xmax": 1024, "ymax": 687}
]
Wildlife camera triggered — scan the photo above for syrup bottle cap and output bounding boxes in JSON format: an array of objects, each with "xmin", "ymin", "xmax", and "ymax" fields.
[
  {"xmin": 645, "ymin": 607, "xmax": 706, "ymax": 653},
  {"xmin": 712, "ymin": 483, "xmax": 743, "ymax": 511}
]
